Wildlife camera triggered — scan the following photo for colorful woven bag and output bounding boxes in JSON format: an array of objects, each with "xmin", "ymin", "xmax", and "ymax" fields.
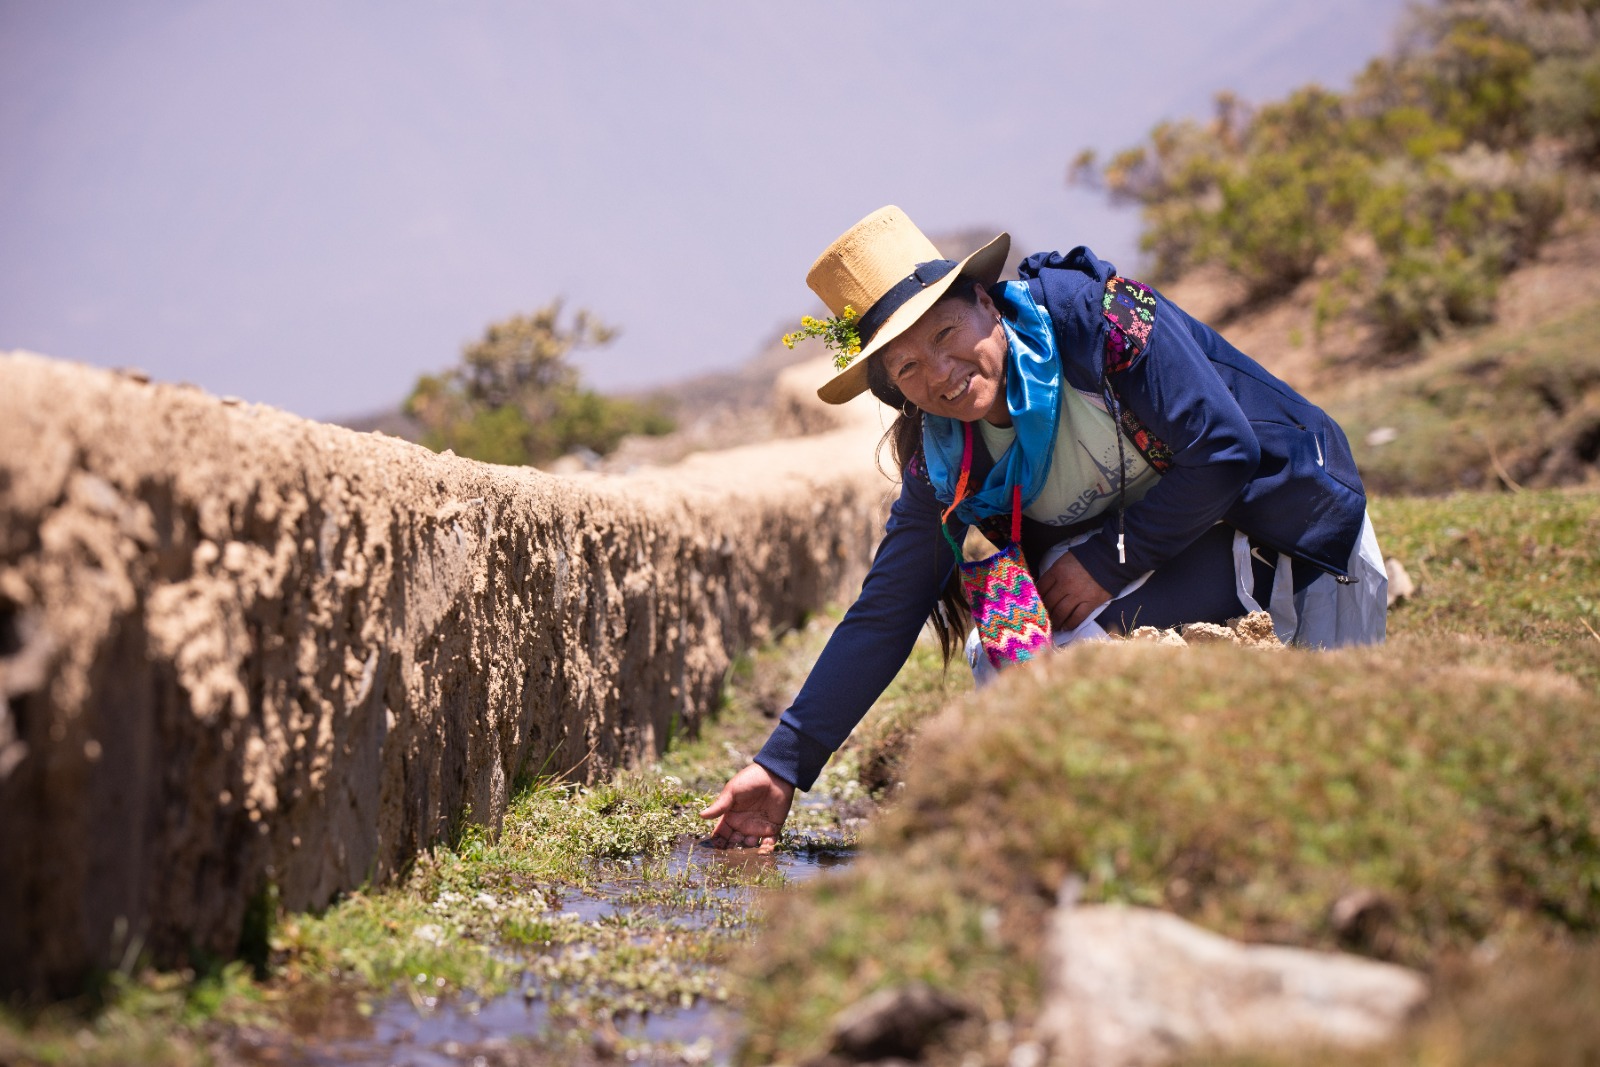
[{"xmin": 941, "ymin": 423, "xmax": 1054, "ymax": 669}]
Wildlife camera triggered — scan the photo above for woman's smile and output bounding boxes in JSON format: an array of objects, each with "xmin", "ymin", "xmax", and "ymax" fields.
[
  {"xmin": 942, "ymin": 372, "xmax": 974, "ymax": 402},
  {"xmin": 880, "ymin": 285, "xmax": 1011, "ymax": 425}
]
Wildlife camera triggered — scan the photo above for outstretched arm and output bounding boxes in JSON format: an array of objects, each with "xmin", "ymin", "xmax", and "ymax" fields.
[
  {"xmin": 701, "ymin": 461, "xmax": 956, "ymax": 846},
  {"xmin": 754, "ymin": 461, "xmax": 955, "ymax": 788}
]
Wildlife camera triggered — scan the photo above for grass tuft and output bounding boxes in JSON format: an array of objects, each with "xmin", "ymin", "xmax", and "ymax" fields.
[{"xmin": 738, "ymin": 489, "xmax": 1600, "ymax": 1064}]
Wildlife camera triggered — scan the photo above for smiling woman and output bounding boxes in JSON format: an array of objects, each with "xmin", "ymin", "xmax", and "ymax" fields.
[
  {"xmin": 700, "ymin": 205, "xmax": 1389, "ymax": 851},
  {"xmin": 877, "ymin": 285, "xmax": 1010, "ymax": 424}
]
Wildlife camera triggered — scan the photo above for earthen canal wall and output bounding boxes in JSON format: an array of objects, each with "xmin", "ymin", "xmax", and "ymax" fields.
[{"xmin": 0, "ymin": 352, "xmax": 888, "ymax": 997}]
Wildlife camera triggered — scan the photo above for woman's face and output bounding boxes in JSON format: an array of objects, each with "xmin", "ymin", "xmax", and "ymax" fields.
[{"xmin": 879, "ymin": 285, "xmax": 1010, "ymax": 424}]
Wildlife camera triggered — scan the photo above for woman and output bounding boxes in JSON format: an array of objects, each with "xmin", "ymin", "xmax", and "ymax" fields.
[{"xmin": 701, "ymin": 206, "xmax": 1386, "ymax": 850}]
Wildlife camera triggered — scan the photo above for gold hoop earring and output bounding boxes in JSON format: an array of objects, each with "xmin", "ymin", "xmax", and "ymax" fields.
[{"xmin": 901, "ymin": 399, "xmax": 918, "ymax": 418}]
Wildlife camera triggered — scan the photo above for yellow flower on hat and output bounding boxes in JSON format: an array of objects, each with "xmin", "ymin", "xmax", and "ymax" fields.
[{"xmin": 785, "ymin": 307, "xmax": 864, "ymax": 369}]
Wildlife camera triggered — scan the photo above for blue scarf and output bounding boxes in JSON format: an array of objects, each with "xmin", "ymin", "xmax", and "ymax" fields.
[{"xmin": 922, "ymin": 281, "xmax": 1062, "ymax": 525}]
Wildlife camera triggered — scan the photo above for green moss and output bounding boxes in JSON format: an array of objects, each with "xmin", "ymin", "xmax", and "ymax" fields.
[
  {"xmin": 743, "ymin": 643, "xmax": 1600, "ymax": 1062},
  {"xmin": 0, "ymin": 610, "xmax": 872, "ymax": 1063}
]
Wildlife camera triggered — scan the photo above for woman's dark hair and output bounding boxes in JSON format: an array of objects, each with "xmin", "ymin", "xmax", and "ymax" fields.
[{"xmin": 863, "ymin": 278, "xmax": 984, "ymax": 663}]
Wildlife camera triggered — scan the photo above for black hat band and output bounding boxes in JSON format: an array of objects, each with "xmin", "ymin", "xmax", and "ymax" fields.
[{"xmin": 855, "ymin": 259, "xmax": 958, "ymax": 347}]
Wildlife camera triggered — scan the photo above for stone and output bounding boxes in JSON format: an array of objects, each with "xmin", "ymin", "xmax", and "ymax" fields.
[
  {"xmin": 1330, "ymin": 889, "xmax": 1399, "ymax": 956},
  {"xmin": 1386, "ymin": 558, "xmax": 1416, "ymax": 606},
  {"xmin": 827, "ymin": 982, "xmax": 973, "ymax": 1061},
  {"xmin": 1038, "ymin": 904, "xmax": 1428, "ymax": 1066}
]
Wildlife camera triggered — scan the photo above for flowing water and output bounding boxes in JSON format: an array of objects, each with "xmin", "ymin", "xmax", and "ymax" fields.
[{"xmin": 230, "ymin": 836, "xmax": 855, "ymax": 1066}]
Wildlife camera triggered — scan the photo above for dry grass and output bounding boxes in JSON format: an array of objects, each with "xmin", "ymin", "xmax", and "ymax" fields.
[{"xmin": 1325, "ymin": 297, "xmax": 1600, "ymax": 495}]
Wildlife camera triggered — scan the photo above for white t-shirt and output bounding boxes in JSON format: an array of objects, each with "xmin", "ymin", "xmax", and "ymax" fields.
[{"xmin": 977, "ymin": 387, "xmax": 1161, "ymax": 527}]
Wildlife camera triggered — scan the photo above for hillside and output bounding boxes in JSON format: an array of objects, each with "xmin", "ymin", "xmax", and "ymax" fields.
[
  {"xmin": 1082, "ymin": 0, "xmax": 1600, "ymax": 493},
  {"xmin": 1162, "ymin": 209, "xmax": 1600, "ymax": 493}
]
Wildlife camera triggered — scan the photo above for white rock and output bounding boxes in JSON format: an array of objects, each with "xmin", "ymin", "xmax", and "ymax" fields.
[
  {"xmin": 1038, "ymin": 904, "xmax": 1428, "ymax": 1066},
  {"xmin": 1386, "ymin": 559, "xmax": 1416, "ymax": 606}
]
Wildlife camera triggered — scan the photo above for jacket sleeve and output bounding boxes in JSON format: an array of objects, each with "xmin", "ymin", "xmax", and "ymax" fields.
[
  {"xmin": 1069, "ymin": 295, "xmax": 1262, "ymax": 592},
  {"xmin": 754, "ymin": 462, "xmax": 957, "ymax": 791}
]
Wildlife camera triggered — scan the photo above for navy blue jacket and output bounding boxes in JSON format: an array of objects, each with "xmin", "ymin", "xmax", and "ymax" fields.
[{"xmin": 755, "ymin": 248, "xmax": 1367, "ymax": 791}]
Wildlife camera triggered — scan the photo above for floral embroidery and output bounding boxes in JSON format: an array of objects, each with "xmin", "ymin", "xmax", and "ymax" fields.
[
  {"xmin": 1099, "ymin": 276, "xmax": 1171, "ymax": 472},
  {"xmin": 1116, "ymin": 406, "xmax": 1174, "ymax": 473},
  {"xmin": 1102, "ymin": 276, "xmax": 1157, "ymax": 373}
]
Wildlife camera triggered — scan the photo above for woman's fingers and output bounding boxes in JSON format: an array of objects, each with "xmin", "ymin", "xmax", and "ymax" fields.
[
  {"xmin": 1038, "ymin": 550, "xmax": 1110, "ymax": 630},
  {"xmin": 698, "ymin": 786, "xmax": 732, "ymax": 821},
  {"xmin": 700, "ymin": 763, "xmax": 796, "ymax": 850}
]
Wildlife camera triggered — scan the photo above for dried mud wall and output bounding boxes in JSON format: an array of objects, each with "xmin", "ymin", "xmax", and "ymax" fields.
[{"xmin": 0, "ymin": 351, "xmax": 891, "ymax": 997}]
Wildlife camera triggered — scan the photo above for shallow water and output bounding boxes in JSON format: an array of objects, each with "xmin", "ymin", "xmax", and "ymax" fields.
[{"xmin": 233, "ymin": 838, "xmax": 853, "ymax": 1066}]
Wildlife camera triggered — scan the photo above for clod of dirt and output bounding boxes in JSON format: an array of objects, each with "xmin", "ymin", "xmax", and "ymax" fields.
[
  {"xmin": 1230, "ymin": 610, "xmax": 1281, "ymax": 648},
  {"xmin": 1175, "ymin": 612, "xmax": 1282, "ymax": 649},
  {"xmin": 1181, "ymin": 621, "xmax": 1239, "ymax": 644},
  {"xmin": 1127, "ymin": 626, "xmax": 1188, "ymax": 647}
]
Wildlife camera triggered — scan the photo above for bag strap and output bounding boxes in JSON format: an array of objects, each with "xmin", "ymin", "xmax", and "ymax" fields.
[
  {"xmin": 940, "ymin": 424, "xmax": 1025, "ymax": 557},
  {"xmin": 939, "ymin": 424, "xmax": 974, "ymax": 557}
]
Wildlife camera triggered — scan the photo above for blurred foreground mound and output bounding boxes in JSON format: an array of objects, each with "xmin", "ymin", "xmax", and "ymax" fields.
[{"xmin": 740, "ymin": 489, "xmax": 1600, "ymax": 1066}]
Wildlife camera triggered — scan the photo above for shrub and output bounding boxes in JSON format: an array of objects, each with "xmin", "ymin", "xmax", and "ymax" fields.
[
  {"xmin": 404, "ymin": 301, "xmax": 674, "ymax": 467},
  {"xmin": 1072, "ymin": 0, "xmax": 1595, "ymax": 350}
]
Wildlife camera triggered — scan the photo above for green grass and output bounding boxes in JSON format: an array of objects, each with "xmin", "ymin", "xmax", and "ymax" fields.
[
  {"xmin": 1375, "ymin": 488, "xmax": 1600, "ymax": 690},
  {"xmin": 737, "ymin": 488, "xmax": 1600, "ymax": 1065},
  {"xmin": 0, "ymin": 612, "xmax": 897, "ymax": 1065},
  {"xmin": 9, "ymin": 490, "xmax": 1596, "ymax": 1066}
]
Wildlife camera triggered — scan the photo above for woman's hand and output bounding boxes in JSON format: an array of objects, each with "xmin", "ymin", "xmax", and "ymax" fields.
[
  {"xmin": 1037, "ymin": 550, "xmax": 1112, "ymax": 631},
  {"xmin": 699, "ymin": 762, "xmax": 796, "ymax": 852}
]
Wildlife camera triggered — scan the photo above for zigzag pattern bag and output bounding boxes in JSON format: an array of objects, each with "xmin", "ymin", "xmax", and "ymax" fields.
[{"xmin": 941, "ymin": 423, "xmax": 1053, "ymax": 669}]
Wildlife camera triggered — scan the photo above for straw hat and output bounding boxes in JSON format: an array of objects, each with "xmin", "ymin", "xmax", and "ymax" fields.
[{"xmin": 807, "ymin": 205, "xmax": 1009, "ymax": 404}]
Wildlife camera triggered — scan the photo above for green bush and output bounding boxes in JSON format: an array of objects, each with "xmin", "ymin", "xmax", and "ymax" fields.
[
  {"xmin": 1530, "ymin": 53, "xmax": 1600, "ymax": 161},
  {"xmin": 404, "ymin": 301, "xmax": 674, "ymax": 467},
  {"xmin": 1073, "ymin": 0, "xmax": 1595, "ymax": 349}
]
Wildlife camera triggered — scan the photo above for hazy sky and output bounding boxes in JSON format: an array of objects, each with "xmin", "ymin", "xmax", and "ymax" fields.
[{"xmin": 1, "ymin": 1, "xmax": 1411, "ymax": 421}]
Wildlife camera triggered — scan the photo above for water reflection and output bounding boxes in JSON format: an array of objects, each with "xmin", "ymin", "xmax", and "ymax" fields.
[{"xmin": 235, "ymin": 836, "xmax": 854, "ymax": 1066}]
